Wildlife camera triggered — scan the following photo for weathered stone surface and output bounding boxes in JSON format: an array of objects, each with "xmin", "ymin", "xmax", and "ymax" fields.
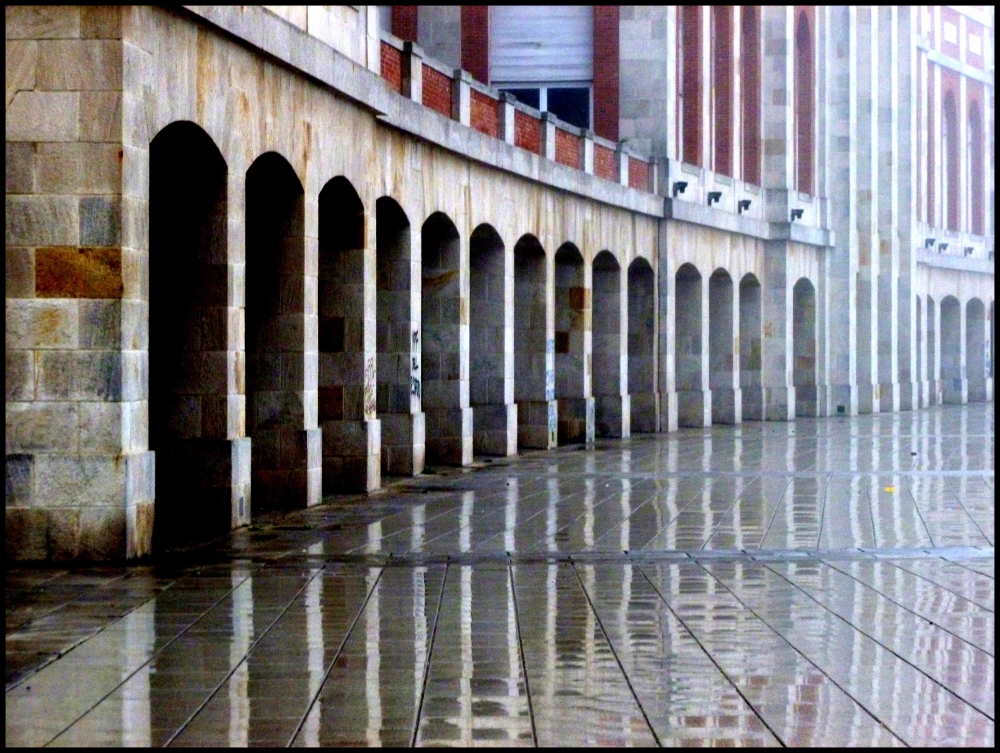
[
  {"xmin": 5, "ymin": 142, "xmax": 36, "ymax": 194},
  {"xmin": 6, "ymin": 195, "xmax": 80, "ymax": 246},
  {"xmin": 36, "ymin": 40, "xmax": 122, "ymax": 91},
  {"xmin": 5, "ymin": 40, "xmax": 37, "ymax": 109},
  {"xmin": 79, "ymin": 90, "xmax": 122, "ymax": 142},
  {"xmin": 6, "ymin": 90, "xmax": 79, "ymax": 142},
  {"xmin": 5, "ymin": 6, "xmax": 81, "ymax": 40},
  {"xmin": 35, "ymin": 247, "xmax": 122, "ymax": 299},
  {"xmin": 37, "ymin": 142, "xmax": 122, "ymax": 194},
  {"xmin": 5, "ymin": 246, "xmax": 35, "ymax": 298},
  {"xmin": 81, "ymin": 6, "xmax": 121, "ymax": 40},
  {"xmin": 6, "ymin": 299, "xmax": 79, "ymax": 349},
  {"xmin": 6, "ymin": 402, "xmax": 79, "ymax": 453}
]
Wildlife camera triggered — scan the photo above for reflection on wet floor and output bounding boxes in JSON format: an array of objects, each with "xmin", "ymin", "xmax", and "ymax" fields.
[{"xmin": 6, "ymin": 405, "xmax": 995, "ymax": 746}]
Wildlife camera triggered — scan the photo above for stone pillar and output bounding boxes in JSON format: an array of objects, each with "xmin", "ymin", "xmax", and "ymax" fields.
[
  {"xmin": 657, "ymin": 222, "xmax": 678, "ymax": 431},
  {"xmin": 709, "ymin": 270, "xmax": 741, "ymax": 424},
  {"xmin": 540, "ymin": 112, "xmax": 557, "ymax": 162},
  {"xmin": 401, "ymin": 41, "xmax": 423, "ymax": 104},
  {"xmin": 675, "ymin": 264, "xmax": 711, "ymax": 427},
  {"xmin": 514, "ymin": 237, "xmax": 556, "ymax": 448},
  {"xmin": 554, "ymin": 245, "xmax": 594, "ymax": 443},
  {"xmin": 451, "ymin": 69, "xmax": 471, "ymax": 127},
  {"xmin": 499, "ymin": 92, "xmax": 516, "ymax": 145},
  {"xmin": 941, "ymin": 297, "xmax": 966, "ymax": 404},
  {"xmin": 581, "ymin": 130, "xmax": 595, "ymax": 175},
  {"xmin": 739, "ymin": 273, "xmax": 765, "ymax": 419},
  {"xmin": 927, "ymin": 295, "xmax": 942, "ymax": 405},
  {"xmin": 628, "ymin": 259, "xmax": 658, "ymax": 432},
  {"xmin": 593, "ymin": 253, "xmax": 629, "ymax": 437}
]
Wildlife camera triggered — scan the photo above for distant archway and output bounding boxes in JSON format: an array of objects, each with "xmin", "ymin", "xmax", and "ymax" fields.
[
  {"xmin": 966, "ymin": 298, "xmax": 987, "ymax": 402},
  {"xmin": 709, "ymin": 268, "xmax": 737, "ymax": 423},
  {"xmin": 628, "ymin": 258, "xmax": 656, "ymax": 432},
  {"xmin": 675, "ymin": 263, "xmax": 706, "ymax": 426},
  {"xmin": 593, "ymin": 251, "xmax": 624, "ymax": 437},
  {"xmin": 793, "ymin": 277, "xmax": 817, "ymax": 416},
  {"xmin": 739, "ymin": 273, "xmax": 763, "ymax": 420},
  {"xmin": 940, "ymin": 295, "xmax": 963, "ymax": 403},
  {"xmin": 513, "ymin": 235, "xmax": 552, "ymax": 449},
  {"xmin": 555, "ymin": 243, "xmax": 588, "ymax": 443}
]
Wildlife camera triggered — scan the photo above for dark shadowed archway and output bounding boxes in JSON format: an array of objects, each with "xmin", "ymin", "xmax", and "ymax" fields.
[{"xmin": 628, "ymin": 258, "xmax": 656, "ymax": 432}]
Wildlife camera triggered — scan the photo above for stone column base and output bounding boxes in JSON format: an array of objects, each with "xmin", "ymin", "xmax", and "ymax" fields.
[
  {"xmin": 229, "ymin": 438, "xmax": 252, "ymax": 529},
  {"xmin": 517, "ymin": 400, "xmax": 557, "ymax": 449},
  {"xmin": 918, "ymin": 380, "xmax": 930, "ymax": 408},
  {"xmin": 425, "ymin": 407, "xmax": 473, "ymax": 466},
  {"xmin": 857, "ymin": 383, "xmax": 880, "ymax": 414},
  {"xmin": 630, "ymin": 391, "xmax": 659, "ymax": 433},
  {"xmin": 321, "ymin": 418, "xmax": 381, "ymax": 492},
  {"xmin": 763, "ymin": 386, "xmax": 795, "ymax": 421},
  {"xmin": 711, "ymin": 387, "xmax": 742, "ymax": 424},
  {"xmin": 677, "ymin": 389, "xmax": 711, "ymax": 427},
  {"xmin": 824, "ymin": 384, "xmax": 857, "ymax": 416},
  {"xmin": 929, "ymin": 379, "xmax": 943, "ymax": 405},
  {"xmin": 595, "ymin": 394, "xmax": 630, "ymax": 438},
  {"xmin": 661, "ymin": 391, "xmax": 679, "ymax": 432},
  {"xmin": 558, "ymin": 396, "xmax": 595, "ymax": 443},
  {"xmin": 472, "ymin": 403, "xmax": 517, "ymax": 456},
  {"xmin": 379, "ymin": 411, "xmax": 425, "ymax": 476},
  {"xmin": 740, "ymin": 386, "xmax": 765, "ymax": 421},
  {"xmin": 967, "ymin": 378, "xmax": 990, "ymax": 403},
  {"xmin": 795, "ymin": 384, "xmax": 819, "ymax": 417},
  {"xmin": 898, "ymin": 381, "xmax": 918, "ymax": 411},
  {"xmin": 878, "ymin": 381, "xmax": 900, "ymax": 412},
  {"xmin": 942, "ymin": 378, "xmax": 968, "ymax": 405},
  {"xmin": 252, "ymin": 428, "xmax": 322, "ymax": 511}
]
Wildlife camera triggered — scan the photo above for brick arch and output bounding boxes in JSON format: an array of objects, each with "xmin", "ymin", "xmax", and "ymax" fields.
[
  {"xmin": 712, "ymin": 6, "xmax": 734, "ymax": 177},
  {"xmin": 680, "ymin": 5, "xmax": 703, "ymax": 166},
  {"xmin": 795, "ymin": 8, "xmax": 815, "ymax": 195},
  {"xmin": 741, "ymin": 6, "xmax": 761, "ymax": 185}
]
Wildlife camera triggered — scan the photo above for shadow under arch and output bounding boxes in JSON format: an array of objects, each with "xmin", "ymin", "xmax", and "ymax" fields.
[
  {"xmin": 738, "ymin": 273, "xmax": 763, "ymax": 420},
  {"xmin": 709, "ymin": 268, "xmax": 738, "ymax": 424},
  {"xmin": 513, "ymin": 234, "xmax": 553, "ymax": 449},
  {"xmin": 966, "ymin": 297, "xmax": 987, "ymax": 402},
  {"xmin": 555, "ymin": 242, "xmax": 589, "ymax": 443},
  {"xmin": 675, "ymin": 262, "xmax": 706, "ymax": 427},
  {"xmin": 628, "ymin": 257, "xmax": 657, "ymax": 432},
  {"xmin": 793, "ymin": 276, "xmax": 818, "ymax": 416},
  {"xmin": 593, "ymin": 250, "xmax": 625, "ymax": 437},
  {"xmin": 941, "ymin": 295, "xmax": 962, "ymax": 403}
]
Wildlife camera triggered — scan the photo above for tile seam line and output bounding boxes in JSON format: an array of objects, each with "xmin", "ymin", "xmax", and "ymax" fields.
[
  {"xmin": 161, "ymin": 565, "xmax": 330, "ymax": 748},
  {"xmin": 875, "ymin": 554, "xmax": 997, "ymax": 612},
  {"xmin": 755, "ymin": 476, "xmax": 796, "ymax": 551},
  {"xmin": 939, "ymin": 476, "xmax": 995, "ymax": 545},
  {"xmin": 812, "ymin": 473, "xmax": 833, "ymax": 548},
  {"xmin": 516, "ymin": 483, "xmax": 643, "ymax": 553},
  {"xmin": 633, "ymin": 564, "xmax": 786, "ymax": 748},
  {"xmin": 698, "ymin": 473, "xmax": 766, "ymax": 551},
  {"xmin": 900, "ymin": 474, "xmax": 938, "ymax": 548},
  {"xmin": 760, "ymin": 561, "xmax": 995, "ymax": 722},
  {"xmin": 569, "ymin": 561, "xmax": 661, "ymax": 747},
  {"xmin": 286, "ymin": 562, "xmax": 390, "ymax": 747},
  {"xmin": 816, "ymin": 557, "xmax": 995, "ymax": 655},
  {"xmin": 689, "ymin": 558, "xmax": 911, "ymax": 746},
  {"xmin": 40, "ymin": 572, "xmax": 255, "ymax": 747},
  {"xmin": 507, "ymin": 561, "xmax": 538, "ymax": 746},
  {"xmin": 941, "ymin": 557, "xmax": 996, "ymax": 580},
  {"xmin": 410, "ymin": 562, "xmax": 450, "ymax": 747},
  {"xmin": 631, "ymin": 475, "xmax": 728, "ymax": 551}
]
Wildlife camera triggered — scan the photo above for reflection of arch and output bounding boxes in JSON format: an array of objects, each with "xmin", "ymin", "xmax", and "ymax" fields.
[
  {"xmin": 741, "ymin": 6, "xmax": 761, "ymax": 185},
  {"xmin": 593, "ymin": 251, "xmax": 623, "ymax": 437},
  {"xmin": 470, "ymin": 224, "xmax": 512, "ymax": 455},
  {"xmin": 940, "ymin": 295, "xmax": 962, "ymax": 403},
  {"xmin": 246, "ymin": 151, "xmax": 308, "ymax": 510},
  {"xmin": 376, "ymin": 196, "xmax": 422, "ymax": 475},
  {"xmin": 317, "ymin": 177, "xmax": 366, "ymax": 491},
  {"xmin": 513, "ymin": 234, "xmax": 551, "ymax": 449},
  {"xmin": 149, "ymin": 122, "xmax": 229, "ymax": 546},
  {"xmin": 555, "ymin": 242, "xmax": 588, "ymax": 442},
  {"xmin": 421, "ymin": 211, "xmax": 468, "ymax": 465},
  {"xmin": 943, "ymin": 91, "xmax": 959, "ymax": 231},
  {"xmin": 969, "ymin": 101, "xmax": 984, "ymax": 235},
  {"xmin": 628, "ymin": 258, "xmax": 656, "ymax": 432},
  {"xmin": 966, "ymin": 297, "xmax": 987, "ymax": 402},
  {"xmin": 795, "ymin": 10, "xmax": 814, "ymax": 194},
  {"xmin": 739, "ymin": 273, "xmax": 763, "ymax": 420},
  {"xmin": 675, "ymin": 263, "xmax": 705, "ymax": 426},
  {"xmin": 793, "ymin": 277, "xmax": 817, "ymax": 416},
  {"xmin": 709, "ymin": 268, "xmax": 737, "ymax": 423}
]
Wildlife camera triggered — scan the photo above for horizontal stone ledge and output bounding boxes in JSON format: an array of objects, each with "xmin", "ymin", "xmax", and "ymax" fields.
[{"xmin": 665, "ymin": 198, "xmax": 836, "ymax": 247}]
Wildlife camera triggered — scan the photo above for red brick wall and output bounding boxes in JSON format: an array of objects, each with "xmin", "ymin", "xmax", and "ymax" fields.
[
  {"xmin": 966, "ymin": 19, "xmax": 985, "ymax": 70},
  {"xmin": 713, "ymin": 7, "xmax": 734, "ymax": 177},
  {"xmin": 968, "ymin": 81, "xmax": 985, "ymax": 235},
  {"xmin": 515, "ymin": 110, "xmax": 541, "ymax": 153},
  {"xmin": 593, "ymin": 6, "xmax": 619, "ymax": 141},
  {"xmin": 741, "ymin": 6, "xmax": 761, "ymax": 185},
  {"xmin": 381, "ymin": 42, "xmax": 403, "ymax": 94},
  {"xmin": 628, "ymin": 158, "xmax": 649, "ymax": 191},
  {"xmin": 594, "ymin": 144, "xmax": 616, "ymax": 181},
  {"xmin": 940, "ymin": 7, "xmax": 960, "ymax": 60},
  {"xmin": 422, "ymin": 65, "xmax": 452, "ymax": 117},
  {"xmin": 794, "ymin": 7, "xmax": 815, "ymax": 194},
  {"xmin": 555, "ymin": 128, "xmax": 582, "ymax": 169},
  {"xmin": 927, "ymin": 69, "xmax": 935, "ymax": 223},
  {"xmin": 461, "ymin": 6, "xmax": 489, "ymax": 84},
  {"xmin": 680, "ymin": 6, "xmax": 702, "ymax": 166},
  {"xmin": 471, "ymin": 89, "xmax": 499, "ymax": 137},
  {"xmin": 392, "ymin": 6, "xmax": 418, "ymax": 42},
  {"xmin": 942, "ymin": 69, "xmax": 960, "ymax": 231}
]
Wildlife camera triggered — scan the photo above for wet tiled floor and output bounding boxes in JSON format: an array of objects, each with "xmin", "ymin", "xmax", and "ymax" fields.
[{"xmin": 6, "ymin": 404, "xmax": 994, "ymax": 746}]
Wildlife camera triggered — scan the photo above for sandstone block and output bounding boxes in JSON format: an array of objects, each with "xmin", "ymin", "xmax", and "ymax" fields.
[
  {"xmin": 78, "ymin": 299, "xmax": 121, "ymax": 348},
  {"xmin": 6, "ymin": 195, "xmax": 79, "ymax": 246},
  {"xmin": 119, "ymin": 299, "xmax": 147, "ymax": 350},
  {"xmin": 5, "ymin": 507, "xmax": 48, "ymax": 561},
  {"xmin": 36, "ymin": 349, "xmax": 120, "ymax": 401},
  {"xmin": 37, "ymin": 40, "xmax": 122, "ymax": 91},
  {"xmin": 5, "ymin": 453, "xmax": 33, "ymax": 506},
  {"xmin": 5, "ymin": 7, "xmax": 81, "ymax": 40},
  {"xmin": 37, "ymin": 142, "xmax": 122, "ymax": 194},
  {"xmin": 119, "ymin": 248, "xmax": 148, "ymax": 301},
  {"xmin": 34, "ymin": 454, "xmax": 124, "ymax": 508},
  {"xmin": 6, "ymin": 142, "xmax": 36, "ymax": 194},
  {"xmin": 126, "ymin": 500, "xmax": 154, "ymax": 559},
  {"xmin": 5, "ymin": 350, "xmax": 35, "ymax": 402},
  {"xmin": 78, "ymin": 402, "xmax": 121, "ymax": 454},
  {"xmin": 6, "ymin": 247, "xmax": 35, "ymax": 299},
  {"xmin": 80, "ymin": 197, "xmax": 122, "ymax": 247},
  {"xmin": 46, "ymin": 508, "xmax": 82, "ymax": 560},
  {"xmin": 6, "ymin": 41, "xmax": 37, "ymax": 109},
  {"xmin": 79, "ymin": 506, "xmax": 126, "ymax": 559},
  {"xmin": 7, "ymin": 401, "xmax": 79, "ymax": 453},
  {"xmin": 121, "ymin": 399, "xmax": 147, "ymax": 452},
  {"xmin": 81, "ymin": 6, "xmax": 121, "ymax": 39},
  {"xmin": 6, "ymin": 299, "xmax": 79, "ymax": 349},
  {"xmin": 81, "ymin": 90, "xmax": 122, "ymax": 142},
  {"xmin": 120, "ymin": 348, "xmax": 147, "ymax": 400},
  {"xmin": 35, "ymin": 247, "xmax": 122, "ymax": 299},
  {"xmin": 120, "ymin": 196, "xmax": 148, "ymax": 252},
  {"xmin": 6, "ymin": 90, "xmax": 79, "ymax": 142}
]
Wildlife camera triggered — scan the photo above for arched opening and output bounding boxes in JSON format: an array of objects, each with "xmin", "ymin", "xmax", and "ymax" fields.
[
  {"xmin": 712, "ymin": 6, "xmax": 733, "ymax": 177},
  {"xmin": 376, "ymin": 197, "xmax": 423, "ymax": 476},
  {"xmin": 795, "ymin": 10, "xmax": 814, "ymax": 194},
  {"xmin": 317, "ymin": 177, "xmax": 369, "ymax": 492},
  {"xmin": 680, "ymin": 5, "xmax": 702, "ymax": 166},
  {"xmin": 675, "ymin": 263, "xmax": 706, "ymax": 426},
  {"xmin": 149, "ymin": 122, "xmax": 231, "ymax": 547},
  {"xmin": 421, "ymin": 212, "xmax": 469, "ymax": 465},
  {"xmin": 470, "ymin": 224, "xmax": 514, "ymax": 455},
  {"xmin": 943, "ymin": 91, "xmax": 959, "ymax": 232},
  {"xmin": 966, "ymin": 298, "xmax": 987, "ymax": 402},
  {"xmin": 628, "ymin": 258, "xmax": 656, "ymax": 433},
  {"xmin": 940, "ymin": 295, "xmax": 963, "ymax": 403},
  {"xmin": 709, "ymin": 268, "xmax": 738, "ymax": 424},
  {"xmin": 245, "ymin": 152, "xmax": 310, "ymax": 512},
  {"xmin": 793, "ymin": 277, "xmax": 817, "ymax": 416},
  {"xmin": 915, "ymin": 294, "xmax": 923, "ymax": 408},
  {"xmin": 593, "ymin": 251, "xmax": 624, "ymax": 437},
  {"xmin": 739, "ymin": 273, "xmax": 763, "ymax": 420},
  {"xmin": 740, "ymin": 6, "xmax": 761, "ymax": 185},
  {"xmin": 513, "ymin": 235, "xmax": 552, "ymax": 449},
  {"xmin": 969, "ymin": 102, "xmax": 984, "ymax": 236},
  {"xmin": 927, "ymin": 295, "xmax": 938, "ymax": 404},
  {"xmin": 555, "ymin": 243, "xmax": 588, "ymax": 443}
]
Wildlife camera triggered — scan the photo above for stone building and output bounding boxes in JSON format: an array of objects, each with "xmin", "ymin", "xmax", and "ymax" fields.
[{"xmin": 5, "ymin": 6, "xmax": 994, "ymax": 561}]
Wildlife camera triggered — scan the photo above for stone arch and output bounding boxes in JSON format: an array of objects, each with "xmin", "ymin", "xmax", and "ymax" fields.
[
  {"xmin": 740, "ymin": 6, "xmax": 761, "ymax": 185},
  {"xmin": 675, "ymin": 263, "xmax": 706, "ymax": 426},
  {"xmin": 593, "ymin": 250, "xmax": 625, "ymax": 437},
  {"xmin": 245, "ymin": 151, "xmax": 314, "ymax": 511},
  {"xmin": 555, "ymin": 242, "xmax": 589, "ymax": 443},
  {"xmin": 149, "ymin": 122, "xmax": 232, "ymax": 546},
  {"xmin": 628, "ymin": 258, "xmax": 656, "ymax": 433},
  {"xmin": 943, "ymin": 91, "xmax": 960, "ymax": 231},
  {"xmin": 793, "ymin": 277, "xmax": 817, "ymax": 416},
  {"xmin": 376, "ymin": 196, "xmax": 423, "ymax": 476},
  {"xmin": 317, "ymin": 176, "xmax": 368, "ymax": 492},
  {"xmin": 966, "ymin": 298, "xmax": 987, "ymax": 402},
  {"xmin": 709, "ymin": 268, "xmax": 738, "ymax": 424},
  {"xmin": 940, "ymin": 295, "xmax": 963, "ymax": 403},
  {"xmin": 513, "ymin": 234, "xmax": 552, "ymax": 449},
  {"xmin": 470, "ymin": 224, "xmax": 514, "ymax": 455},
  {"xmin": 421, "ymin": 211, "xmax": 470, "ymax": 465},
  {"xmin": 795, "ymin": 9, "xmax": 814, "ymax": 194},
  {"xmin": 739, "ymin": 273, "xmax": 763, "ymax": 420}
]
